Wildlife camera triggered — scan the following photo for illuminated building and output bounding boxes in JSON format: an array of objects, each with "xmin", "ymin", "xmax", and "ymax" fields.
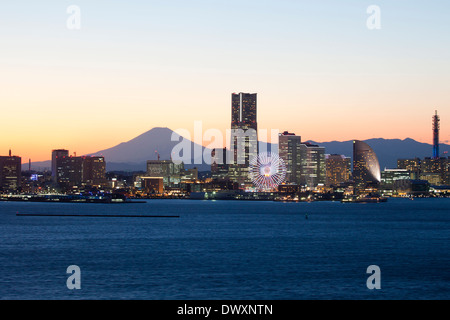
[
  {"xmin": 380, "ymin": 169, "xmax": 410, "ymax": 193},
  {"xmin": 299, "ymin": 143, "xmax": 326, "ymax": 189},
  {"xmin": 0, "ymin": 150, "xmax": 22, "ymax": 192},
  {"xmin": 141, "ymin": 177, "xmax": 164, "ymax": 194},
  {"xmin": 352, "ymin": 140, "xmax": 381, "ymax": 191},
  {"xmin": 228, "ymin": 92, "xmax": 258, "ymax": 187},
  {"xmin": 397, "ymin": 158, "xmax": 421, "ymax": 179},
  {"xmin": 56, "ymin": 155, "xmax": 83, "ymax": 190},
  {"xmin": 53, "ymin": 150, "xmax": 106, "ymax": 190},
  {"xmin": 52, "ymin": 149, "xmax": 69, "ymax": 183},
  {"xmin": 420, "ymin": 157, "xmax": 448, "ymax": 186},
  {"xmin": 325, "ymin": 154, "xmax": 351, "ymax": 186},
  {"xmin": 147, "ymin": 160, "xmax": 184, "ymax": 187},
  {"xmin": 82, "ymin": 156, "xmax": 106, "ymax": 186},
  {"xmin": 278, "ymin": 131, "xmax": 302, "ymax": 185}
]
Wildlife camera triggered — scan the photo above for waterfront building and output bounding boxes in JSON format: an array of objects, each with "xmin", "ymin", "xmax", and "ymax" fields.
[
  {"xmin": 141, "ymin": 177, "xmax": 164, "ymax": 194},
  {"xmin": 51, "ymin": 149, "xmax": 69, "ymax": 183},
  {"xmin": 380, "ymin": 169, "xmax": 411, "ymax": 193},
  {"xmin": 146, "ymin": 160, "xmax": 184, "ymax": 187},
  {"xmin": 278, "ymin": 131, "xmax": 302, "ymax": 185},
  {"xmin": 82, "ymin": 156, "xmax": 106, "ymax": 186},
  {"xmin": 353, "ymin": 140, "xmax": 381, "ymax": 192},
  {"xmin": 397, "ymin": 158, "xmax": 421, "ymax": 179},
  {"xmin": 0, "ymin": 150, "xmax": 22, "ymax": 192},
  {"xmin": 299, "ymin": 143, "xmax": 326, "ymax": 189},
  {"xmin": 228, "ymin": 92, "xmax": 258, "ymax": 187},
  {"xmin": 325, "ymin": 154, "xmax": 351, "ymax": 186},
  {"xmin": 420, "ymin": 157, "xmax": 448, "ymax": 186}
]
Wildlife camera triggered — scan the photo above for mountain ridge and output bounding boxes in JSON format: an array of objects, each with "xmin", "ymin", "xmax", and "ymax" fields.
[{"xmin": 24, "ymin": 128, "xmax": 450, "ymax": 172}]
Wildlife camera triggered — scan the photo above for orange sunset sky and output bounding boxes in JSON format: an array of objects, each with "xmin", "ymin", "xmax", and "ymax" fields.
[{"xmin": 1, "ymin": 1, "xmax": 449, "ymax": 162}]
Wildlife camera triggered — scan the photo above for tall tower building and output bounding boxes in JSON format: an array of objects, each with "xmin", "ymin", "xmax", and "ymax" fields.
[
  {"xmin": 0, "ymin": 151, "xmax": 22, "ymax": 192},
  {"xmin": 299, "ymin": 143, "xmax": 326, "ymax": 188},
  {"xmin": 325, "ymin": 154, "xmax": 351, "ymax": 186},
  {"xmin": 353, "ymin": 140, "xmax": 381, "ymax": 191},
  {"xmin": 278, "ymin": 131, "xmax": 302, "ymax": 185},
  {"xmin": 433, "ymin": 110, "xmax": 440, "ymax": 159},
  {"xmin": 52, "ymin": 149, "xmax": 69, "ymax": 183},
  {"xmin": 228, "ymin": 92, "xmax": 258, "ymax": 186}
]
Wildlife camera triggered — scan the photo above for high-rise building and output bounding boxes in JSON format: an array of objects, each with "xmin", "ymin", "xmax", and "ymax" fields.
[
  {"xmin": 57, "ymin": 156, "xmax": 83, "ymax": 190},
  {"xmin": 52, "ymin": 149, "xmax": 69, "ymax": 183},
  {"xmin": 420, "ymin": 157, "xmax": 448, "ymax": 186},
  {"xmin": 52, "ymin": 150, "xmax": 106, "ymax": 190},
  {"xmin": 353, "ymin": 140, "xmax": 381, "ymax": 190},
  {"xmin": 228, "ymin": 92, "xmax": 258, "ymax": 186},
  {"xmin": 299, "ymin": 143, "xmax": 326, "ymax": 189},
  {"xmin": 0, "ymin": 150, "xmax": 22, "ymax": 192},
  {"xmin": 278, "ymin": 131, "xmax": 302, "ymax": 185},
  {"xmin": 325, "ymin": 154, "xmax": 351, "ymax": 186},
  {"xmin": 82, "ymin": 156, "xmax": 106, "ymax": 186}
]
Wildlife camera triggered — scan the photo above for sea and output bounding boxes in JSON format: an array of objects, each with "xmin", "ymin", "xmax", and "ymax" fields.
[{"xmin": 0, "ymin": 198, "xmax": 449, "ymax": 300}]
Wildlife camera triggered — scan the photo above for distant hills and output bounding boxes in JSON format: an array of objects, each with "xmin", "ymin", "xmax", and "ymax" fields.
[
  {"xmin": 307, "ymin": 138, "xmax": 449, "ymax": 169},
  {"xmin": 25, "ymin": 128, "xmax": 449, "ymax": 172}
]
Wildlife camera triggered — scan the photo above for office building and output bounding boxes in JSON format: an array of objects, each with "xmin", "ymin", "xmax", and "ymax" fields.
[
  {"xmin": 325, "ymin": 154, "xmax": 351, "ymax": 186},
  {"xmin": 278, "ymin": 131, "xmax": 302, "ymax": 185},
  {"xmin": 228, "ymin": 92, "xmax": 258, "ymax": 186},
  {"xmin": 147, "ymin": 160, "xmax": 184, "ymax": 187},
  {"xmin": 82, "ymin": 156, "xmax": 106, "ymax": 186},
  {"xmin": 0, "ymin": 150, "xmax": 22, "ymax": 192},
  {"xmin": 420, "ymin": 157, "xmax": 448, "ymax": 186},
  {"xmin": 52, "ymin": 149, "xmax": 69, "ymax": 183},
  {"xmin": 299, "ymin": 143, "xmax": 326, "ymax": 189},
  {"xmin": 397, "ymin": 158, "xmax": 421, "ymax": 179},
  {"xmin": 380, "ymin": 169, "xmax": 410, "ymax": 193}
]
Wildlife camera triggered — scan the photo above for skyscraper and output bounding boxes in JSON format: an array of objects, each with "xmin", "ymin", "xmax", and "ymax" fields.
[
  {"xmin": 353, "ymin": 140, "xmax": 381, "ymax": 190},
  {"xmin": 82, "ymin": 156, "xmax": 106, "ymax": 186},
  {"xmin": 325, "ymin": 154, "xmax": 351, "ymax": 186},
  {"xmin": 299, "ymin": 143, "xmax": 326, "ymax": 188},
  {"xmin": 228, "ymin": 92, "xmax": 258, "ymax": 186},
  {"xmin": 52, "ymin": 149, "xmax": 69, "ymax": 183},
  {"xmin": 0, "ymin": 150, "xmax": 22, "ymax": 192},
  {"xmin": 278, "ymin": 131, "xmax": 302, "ymax": 185}
]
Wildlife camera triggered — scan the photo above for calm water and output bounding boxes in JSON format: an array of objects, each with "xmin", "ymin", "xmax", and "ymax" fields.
[{"xmin": 0, "ymin": 198, "xmax": 449, "ymax": 300}]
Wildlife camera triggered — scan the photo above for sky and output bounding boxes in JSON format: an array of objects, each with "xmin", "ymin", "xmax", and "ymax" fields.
[{"xmin": 1, "ymin": 0, "xmax": 449, "ymax": 162}]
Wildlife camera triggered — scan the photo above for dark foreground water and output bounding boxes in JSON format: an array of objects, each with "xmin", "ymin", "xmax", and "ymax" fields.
[{"xmin": 0, "ymin": 198, "xmax": 449, "ymax": 300}]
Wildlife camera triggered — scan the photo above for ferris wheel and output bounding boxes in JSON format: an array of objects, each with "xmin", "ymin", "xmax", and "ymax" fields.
[{"xmin": 249, "ymin": 152, "xmax": 287, "ymax": 191}]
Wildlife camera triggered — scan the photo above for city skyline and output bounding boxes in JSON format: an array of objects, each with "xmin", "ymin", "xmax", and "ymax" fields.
[{"xmin": 1, "ymin": 1, "xmax": 449, "ymax": 162}]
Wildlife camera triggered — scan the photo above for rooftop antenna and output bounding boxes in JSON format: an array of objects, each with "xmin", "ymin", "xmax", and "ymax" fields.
[
  {"xmin": 155, "ymin": 150, "xmax": 160, "ymax": 161},
  {"xmin": 9, "ymin": 149, "xmax": 11, "ymax": 157},
  {"xmin": 433, "ymin": 110, "xmax": 440, "ymax": 159}
]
